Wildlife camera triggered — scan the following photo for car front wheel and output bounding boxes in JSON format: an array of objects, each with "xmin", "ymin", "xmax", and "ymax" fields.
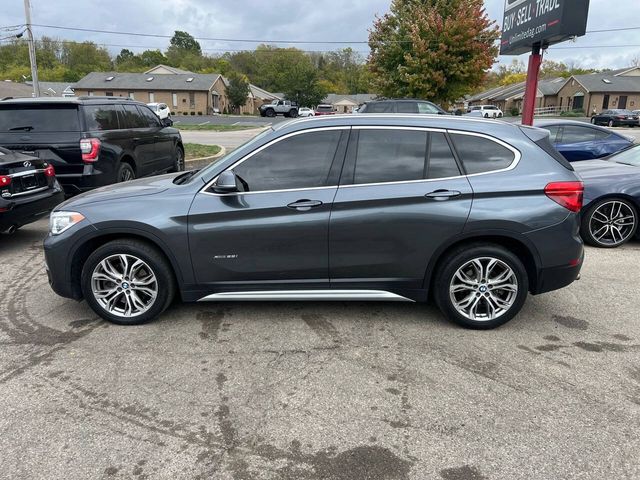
[
  {"xmin": 170, "ymin": 146, "xmax": 185, "ymax": 172},
  {"xmin": 581, "ymin": 198, "xmax": 638, "ymax": 248},
  {"xmin": 608, "ymin": 120, "xmax": 615, "ymax": 127},
  {"xmin": 434, "ymin": 244, "xmax": 528, "ymax": 329},
  {"xmin": 81, "ymin": 239, "xmax": 176, "ymax": 325}
]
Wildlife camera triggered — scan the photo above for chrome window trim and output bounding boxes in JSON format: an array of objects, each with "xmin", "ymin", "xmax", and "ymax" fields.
[{"xmin": 200, "ymin": 126, "xmax": 349, "ymax": 197}]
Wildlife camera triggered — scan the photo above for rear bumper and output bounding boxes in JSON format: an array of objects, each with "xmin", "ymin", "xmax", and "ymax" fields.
[
  {"xmin": 535, "ymin": 251, "xmax": 584, "ymax": 294},
  {"xmin": 56, "ymin": 164, "xmax": 116, "ymax": 195},
  {"xmin": 0, "ymin": 184, "xmax": 64, "ymax": 230}
]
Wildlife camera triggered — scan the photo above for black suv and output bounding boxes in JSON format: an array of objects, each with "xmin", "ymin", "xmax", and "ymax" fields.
[
  {"xmin": 358, "ymin": 99, "xmax": 448, "ymax": 115},
  {"xmin": 0, "ymin": 97, "xmax": 184, "ymax": 195},
  {"xmin": 45, "ymin": 115, "xmax": 584, "ymax": 330}
]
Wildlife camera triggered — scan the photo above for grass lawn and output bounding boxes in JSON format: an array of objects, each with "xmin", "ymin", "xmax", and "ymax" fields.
[
  {"xmin": 176, "ymin": 124, "xmax": 257, "ymax": 131},
  {"xmin": 184, "ymin": 143, "xmax": 222, "ymax": 160}
]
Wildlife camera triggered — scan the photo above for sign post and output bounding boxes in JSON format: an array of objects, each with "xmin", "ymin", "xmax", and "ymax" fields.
[{"xmin": 500, "ymin": 0, "xmax": 591, "ymax": 125}]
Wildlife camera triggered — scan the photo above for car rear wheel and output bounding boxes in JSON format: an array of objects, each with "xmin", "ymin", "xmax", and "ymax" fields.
[
  {"xmin": 117, "ymin": 163, "xmax": 135, "ymax": 182},
  {"xmin": 608, "ymin": 120, "xmax": 615, "ymax": 127},
  {"xmin": 434, "ymin": 244, "xmax": 528, "ymax": 329},
  {"xmin": 581, "ymin": 198, "xmax": 638, "ymax": 248},
  {"xmin": 170, "ymin": 146, "xmax": 185, "ymax": 172},
  {"xmin": 591, "ymin": 117, "xmax": 596, "ymax": 124},
  {"xmin": 81, "ymin": 239, "xmax": 176, "ymax": 325},
  {"xmin": 289, "ymin": 109, "xmax": 298, "ymax": 118},
  {"xmin": 484, "ymin": 113, "xmax": 489, "ymax": 118},
  {"xmin": 265, "ymin": 109, "xmax": 275, "ymax": 118}
]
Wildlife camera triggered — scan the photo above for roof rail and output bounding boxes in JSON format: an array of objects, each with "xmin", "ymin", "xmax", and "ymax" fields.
[{"xmin": 76, "ymin": 96, "xmax": 133, "ymax": 101}]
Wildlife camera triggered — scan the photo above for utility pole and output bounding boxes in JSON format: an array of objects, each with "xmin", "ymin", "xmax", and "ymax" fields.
[{"xmin": 23, "ymin": 0, "xmax": 40, "ymax": 97}]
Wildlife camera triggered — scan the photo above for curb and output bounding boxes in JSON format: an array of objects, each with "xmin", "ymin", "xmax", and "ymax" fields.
[{"xmin": 185, "ymin": 146, "xmax": 226, "ymax": 167}]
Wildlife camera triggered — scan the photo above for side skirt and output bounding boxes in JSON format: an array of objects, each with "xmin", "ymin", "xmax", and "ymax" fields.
[{"xmin": 197, "ymin": 290, "xmax": 415, "ymax": 302}]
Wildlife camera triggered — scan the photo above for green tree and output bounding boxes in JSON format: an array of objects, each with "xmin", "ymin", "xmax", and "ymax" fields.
[
  {"xmin": 169, "ymin": 31, "xmax": 202, "ymax": 54},
  {"xmin": 60, "ymin": 41, "xmax": 112, "ymax": 80},
  {"xmin": 226, "ymin": 71, "xmax": 251, "ymax": 112},
  {"xmin": 368, "ymin": 0, "xmax": 500, "ymax": 104}
]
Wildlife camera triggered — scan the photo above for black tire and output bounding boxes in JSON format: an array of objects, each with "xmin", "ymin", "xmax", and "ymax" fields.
[
  {"xmin": 265, "ymin": 108, "xmax": 276, "ymax": 118},
  {"xmin": 608, "ymin": 119, "xmax": 615, "ymax": 127},
  {"xmin": 434, "ymin": 243, "xmax": 529, "ymax": 329},
  {"xmin": 80, "ymin": 239, "xmax": 176, "ymax": 325},
  {"xmin": 289, "ymin": 109, "xmax": 298, "ymax": 118},
  {"xmin": 497, "ymin": 113, "xmax": 503, "ymax": 118},
  {"xmin": 580, "ymin": 198, "xmax": 638, "ymax": 248},
  {"xmin": 484, "ymin": 113, "xmax": 489, "ymax": 118},
  {"xmin": 117, "ymin": 162, "xmax": 135, "ymax": 183},
  {"xmin": 591, "ymin": 117, "xmax": 596, "ymax": 125},
  {"xmin": 169, "ymin": 145, "xmax": 185, "ymax": 173}
]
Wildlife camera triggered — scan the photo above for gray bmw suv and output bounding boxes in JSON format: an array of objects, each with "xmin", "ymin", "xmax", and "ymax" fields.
[{"xmin": 44, "ymin": 115, "xmax": 584, "ymax": 329}]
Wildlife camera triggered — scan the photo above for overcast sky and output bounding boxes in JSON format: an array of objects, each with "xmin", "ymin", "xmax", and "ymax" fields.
[{"xmin": 2, "ymin": 0, "xmax": 640, "ymax": 69}]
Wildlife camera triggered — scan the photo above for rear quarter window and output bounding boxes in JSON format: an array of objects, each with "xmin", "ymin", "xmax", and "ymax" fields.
[
  {"xmin": 451, "ymin": 133, "xmax": 516, "ymax": 175},
  {"xmin": 0, "ymin": 104, "xmax": 80, "ymax": 132}
]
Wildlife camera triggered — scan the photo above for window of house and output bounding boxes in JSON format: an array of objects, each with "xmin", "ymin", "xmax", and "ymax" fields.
[
  {"xmin": 149, "ymin": 92, "xmax": 155, "ymax": 103},
  {"xmin": 128, "ymin": 92, "xmax": 135, "ymax": 100},
  {"xmin": 189, "ymin": 92, "xmax": 195, "ymax": 108},
  {"xmin": 87, "ymin": 91, "xmax": 94, "ymax": 97},
  {"xmin": 232, "ymin": 130, "xmax": 342, "ymax": 192},
  {"xmin": 451, "ymin": 134, "xmax": 516, "ymax": 174},
  {"xmin": 353, "ymin": 129, "xmax": 427, "ymax": 184},
  {"xmin": 105, "ymin": 91, "xmax": 113, "ymax": 97},
  {"xmin": 172, "ymin": 93, "xmax": 178, "ymax": 108}
]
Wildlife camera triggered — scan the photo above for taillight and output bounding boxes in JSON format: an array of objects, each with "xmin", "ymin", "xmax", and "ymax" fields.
[
  {"xmin": 80, "ymin": 138, "xmax": 101, "ymax": 163},
  {"xmin": 0, "ymin": 175, "xmax": 11, "ymax": 187},
  {"xmin": 616, "ymin": 115, "xmax": 626, "ymax": 120},
  {"xmin": 545, "ymin": 181, "xmax": 584, "ymax": 212},
  {"xmin": 44, "ymin": 164, "xmax": 55, "ymax": 177}
]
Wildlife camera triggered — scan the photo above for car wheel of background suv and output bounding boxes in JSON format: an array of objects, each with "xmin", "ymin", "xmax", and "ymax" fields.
[
  {"xmin": 170, "ymin": 146, "xmax": 185, "ymax": 173},
  {"xmin": 117, "ymin": 163, "xmax": 135, "ymax": 182},
  {"xmin": 434, "ymin": 243, "xmax": 529, "ymax": 329},
  {"xmin": 581, "ymin": 198, "xmax": 638, "ymax": 248},
  {"xmin": 81, "ymin": 239, "xmax": 176, "ymax": 325},
  {"xmin": 608, "ymin": 120, "xmax": 615, "ymax": 127}
]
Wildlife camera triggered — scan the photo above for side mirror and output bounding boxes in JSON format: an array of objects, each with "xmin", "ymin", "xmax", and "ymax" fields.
[
  {"xmin": 212, "ymin": 170, "xmax": 239, "ymax": 193},
  {"xmin": 162, "ymin": 117, "xmax": 173, "ymax": 127}
]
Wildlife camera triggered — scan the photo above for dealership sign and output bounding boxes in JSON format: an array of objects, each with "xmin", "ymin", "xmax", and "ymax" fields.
[{"xmin": 500, "ymin": 0, "xmax": 590, "ymax": 55}]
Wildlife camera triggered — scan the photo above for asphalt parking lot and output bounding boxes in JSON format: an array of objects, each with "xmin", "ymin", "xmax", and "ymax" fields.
[{"xmin": 1, "ymin": 219, "xmax": 639, "ymax": 479}]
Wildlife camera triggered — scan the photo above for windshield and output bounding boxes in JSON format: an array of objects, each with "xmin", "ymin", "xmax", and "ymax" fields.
[
  {"xmin": 610, "ymin": 144, "xmax": 640, "ymax": 166},
  {"xmin": 193, "ymin": 128, "xmax": 274, "ymax": 181}
]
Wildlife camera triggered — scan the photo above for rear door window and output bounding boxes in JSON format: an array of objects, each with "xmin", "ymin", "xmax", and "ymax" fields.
[
  {"xmin": 353, "ymin": 129, "xmax": 427, "ymax": 184},
  {"xmin": 418, "ymin": 102, "xmax": 441, "ymax": 114},
  {"xmin": 365, "ymin": 102, "xmax": 395, "ymax": 113},
  {"xmin": 121, "ymin": 104, "xmax": 147, "ymax": 128},
  {"xmin": 451, "ymin": 133, "xmax": 516, "ymax": 175},
  {"xmin": 0, "ymin": 104, "xmax": 80, "ymax": 132},
  {"xmin": 396, "ymin": 102, "xmax": 418, "ymax": 113},
  {"xmin": 83, "ymin": 105, "xmax": 120, "ymax": 131},
  {"xmin": 427, "ymin": 133, "xmax": 460, "ymax": 179},
  {"xmin": 560, "ymin": 126, "xmax": 597, "ymax": 143}
]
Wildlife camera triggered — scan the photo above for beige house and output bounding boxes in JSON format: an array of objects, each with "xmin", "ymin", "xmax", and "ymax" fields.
[
  {"xmin": 322, "ymin": 94, "xmax": 378, "ymax": 113},
  {"xmin": 467, "ymin": 78, "xmax": 564, "ymax": 113},
  {"xmin": 555, "ymin": 67, "xmax": 640, "ymax": 114}
]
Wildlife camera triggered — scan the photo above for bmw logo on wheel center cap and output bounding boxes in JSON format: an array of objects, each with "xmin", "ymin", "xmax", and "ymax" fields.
[
  {"xmin": 121, "ymin": 282, "xmax": 130, "ymax": 289},
  {"xmin": 479, "ymin": 285, "xmax": 488, "ymax": 293}
]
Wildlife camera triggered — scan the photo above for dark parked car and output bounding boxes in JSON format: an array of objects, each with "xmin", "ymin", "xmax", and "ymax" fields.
[
  {"xmin": 0, "ymin": 147, "xmax": 64, "ymax": 233},
  {"xmin": 591, "ymin": 109, "xmax": 639, "ymax": 127},
  {"xmin": 0, "ymin": 97, "xmax": 184, "ymax": 196},
  {"xmin": 358, "ymin": 99, "xmax": 448, "ymax": 115},
  {"xmin": 45, "ymin": 115, "xmax": 584, "ymax": 329},
  {"xmin": 536, "ymin": 120, "xmax": 634, "ymax": 161},
  {"xmin": 574, "ymin": 144, "xmax": 640, "ymax": 248}
]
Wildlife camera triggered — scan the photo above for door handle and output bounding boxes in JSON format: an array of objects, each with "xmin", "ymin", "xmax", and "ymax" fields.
[
  {"xmin": 287, "ymin": 199, "xmax": 323, "ymax": 211},
  {"xmin": 425, "ymin": 189, "xmax": 461, "ymax": 200}
]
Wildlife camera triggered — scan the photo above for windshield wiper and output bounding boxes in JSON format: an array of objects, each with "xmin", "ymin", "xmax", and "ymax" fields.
[{"xmin": 8, "ymin": 125, "xmax": 34, "ymax": 131}]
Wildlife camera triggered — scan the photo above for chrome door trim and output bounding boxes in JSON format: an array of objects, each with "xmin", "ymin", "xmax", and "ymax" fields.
[
  {"xmin": 200, "ymin": 126, "xmax": 350, "ymax": 197},
  {"xmin": 197, "ymin": 289, "xmax": 414, "ymax": 302}
]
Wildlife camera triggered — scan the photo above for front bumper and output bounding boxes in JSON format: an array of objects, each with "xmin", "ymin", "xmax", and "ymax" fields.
[{"xmin": 0, "ymin": 184, "xmax": 64, "ymax": 231}]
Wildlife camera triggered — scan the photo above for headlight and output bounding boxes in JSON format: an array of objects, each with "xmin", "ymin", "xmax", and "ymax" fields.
[{"xmin": 49, "ymin": 211, "xmax": 85, "ymax": 235}]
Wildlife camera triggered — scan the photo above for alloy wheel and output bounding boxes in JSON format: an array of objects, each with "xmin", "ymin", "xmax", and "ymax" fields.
[
  {"xmin": 176, "ymin": 148, "xmax": 185, "ymax": 171},
  {"xmin": 449, "ymin": 257, "xmax": 518, "ymax": 322},
  {"xmin": 91, "ymin": 254, "xmax": 158, "ymax": 318},
  {"xmin": 589, "ymin": 200, "xmax": 636, "ymax": 246},
  {"xmin": 120, "ymin": 167, "xmax": 134, "ymax": 182}
]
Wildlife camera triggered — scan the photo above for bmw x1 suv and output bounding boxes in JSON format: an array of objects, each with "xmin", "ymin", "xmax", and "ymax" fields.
[{"xmin": 44, "ymin": 115, "xmax": 584, "ymax": 329}]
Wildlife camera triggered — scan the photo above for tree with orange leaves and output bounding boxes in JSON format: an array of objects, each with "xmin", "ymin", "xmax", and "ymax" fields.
[{"xmin": 368, "ymin": 0, "xmax": 500, "ymax": 105}]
